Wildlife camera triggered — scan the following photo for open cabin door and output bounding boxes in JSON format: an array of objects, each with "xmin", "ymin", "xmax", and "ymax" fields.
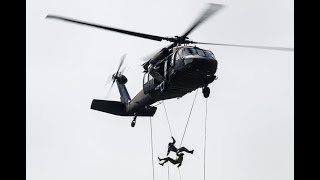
[{"xmin": 143, "ymin": 72, "xmax": 156, "ymax": 94}]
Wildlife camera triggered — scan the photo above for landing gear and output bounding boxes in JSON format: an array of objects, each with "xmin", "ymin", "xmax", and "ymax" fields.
[
  {"xmin": 202, "ymin": 86, "xmax": 210, "ymax": 98},
  {"xmin": 131, "ymin": 115, "xmax": 137, "ymax": 127}
]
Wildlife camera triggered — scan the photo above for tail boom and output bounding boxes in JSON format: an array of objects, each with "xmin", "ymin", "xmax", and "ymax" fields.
[{"xmin": 91, "ymin": 99, "xmax": 157, "ymax": 116}]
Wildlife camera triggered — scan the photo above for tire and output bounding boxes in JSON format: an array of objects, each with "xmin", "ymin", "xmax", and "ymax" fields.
[
  {"xmin": 202, "ymin": 87, "xmax": 210, "ymax": 98},
  {"xmin": 131, "ymin": 120, "xmax": 136, "ymax": 127}
]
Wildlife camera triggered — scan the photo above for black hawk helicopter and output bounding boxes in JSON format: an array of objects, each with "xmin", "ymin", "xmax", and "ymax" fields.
[{"xmin": 46, "ymin": 3, "xmax": 293, "ymax": 127}]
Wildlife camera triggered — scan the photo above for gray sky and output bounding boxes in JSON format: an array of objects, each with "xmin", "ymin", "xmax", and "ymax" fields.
[{"xmin": 26, "ymin": 0, "xmax": 294, "ymax": 180}]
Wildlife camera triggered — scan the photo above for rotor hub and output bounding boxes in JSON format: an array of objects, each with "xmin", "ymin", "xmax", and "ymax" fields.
[{"xmin": 113, "ymin": 73, "xmax": 128, "ymax": 84}]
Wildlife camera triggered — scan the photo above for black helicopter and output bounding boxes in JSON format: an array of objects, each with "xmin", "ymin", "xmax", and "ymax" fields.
[{"xmin": 46, "ymin": 3, "xmax": 293, "ymax": 127}]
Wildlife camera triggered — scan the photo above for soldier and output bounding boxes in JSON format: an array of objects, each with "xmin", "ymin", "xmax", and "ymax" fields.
[
  {"xmin": 167, "ymin": 136, "xmax": 194, "ymax": 155},
  {"xmin": 158, "ymin": 152, "xmax": 185, "ymax": 168}
]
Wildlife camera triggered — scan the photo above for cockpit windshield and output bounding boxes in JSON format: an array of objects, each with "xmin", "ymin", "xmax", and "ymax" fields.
[
  {"xmin": 178, "ymin": 47, "xmax": 215, "ymax": 59},
  {"xmin": 204, "ymin": 50, "xmax": 215, "ymax": 59}
]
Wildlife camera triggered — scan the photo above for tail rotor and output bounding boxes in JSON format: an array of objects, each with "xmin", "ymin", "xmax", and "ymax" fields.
[{"xmin": 105, "ymin": 54, "xmax": 127, "ymax": 98}]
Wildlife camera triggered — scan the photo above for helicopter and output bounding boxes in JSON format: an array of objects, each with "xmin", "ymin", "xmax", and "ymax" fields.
[{"xmin": 46, "ymin": 3, "xmax": 293, "ymax": 127}]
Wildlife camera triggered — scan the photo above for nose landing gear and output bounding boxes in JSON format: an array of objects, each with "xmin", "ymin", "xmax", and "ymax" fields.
[{"xmin": 202, "ymin": 86, "xmax": 210, "ymax": 98}]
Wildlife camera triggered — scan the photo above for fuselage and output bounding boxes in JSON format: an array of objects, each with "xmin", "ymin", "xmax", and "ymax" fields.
[{"xmin": 125, "ymin": 46, "xmax": 217, "ymax": 114}]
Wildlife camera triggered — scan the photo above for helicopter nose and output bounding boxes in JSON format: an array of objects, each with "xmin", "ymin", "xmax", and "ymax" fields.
[
  {"xmin": 181, "ymin": 57, "xmax": 217, "ymax": 86},
  {"xmin": 184, "ymin": 57, "xmax": 217, "ymax": 74}
]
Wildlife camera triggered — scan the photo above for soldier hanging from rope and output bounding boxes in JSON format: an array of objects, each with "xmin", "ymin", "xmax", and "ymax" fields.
[
  {"xmin": 167, "ymin": 136, "xmax": 194, "ymax": 155},
  {"xmin": 158, "ymin": 152, "xmax": 185, "ymax": 168},
  {"xmin": 157, "ymin": 137, "xmax": 194, "ymax": 167}
]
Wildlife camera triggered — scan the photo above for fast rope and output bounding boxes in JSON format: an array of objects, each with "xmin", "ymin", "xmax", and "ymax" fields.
[
  {"xmin": 179, "ymin": 89, "xmax": 199, "ymax": 147},
  {"xmin": 204, "ymin": 98, "xmax": 208, "ymax": 180},
  {"xmin": 162, "ymin": 101, "xmax": 172, "ymax": 180},
  {"xmin": 149, "ymin": 117, "xmax": 155, "ymax": 180},
  {"xmin": 159, "ymin": 88, "xmax": 199, "ymax": 180},
  {"xmin": 167, "ymin": 163, "xmax": 170, "ymax": 180},
  {"xmin": 162, "ymin": 101, "xmax": 173, "ymax": 137}
]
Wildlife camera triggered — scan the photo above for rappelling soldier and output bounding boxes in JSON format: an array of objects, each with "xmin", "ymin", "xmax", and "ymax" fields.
[
  {"xmin": 158, "ymin": 152, "xmax": 185, "ymax": 168},
  {"xmin": 167, "ymin": 136, "xmax": 194, "ymax": 155}
]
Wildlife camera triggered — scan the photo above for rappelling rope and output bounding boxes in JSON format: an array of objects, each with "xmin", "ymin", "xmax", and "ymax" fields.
[
  {"xmin": 176, "ymin": 89, "xmax": 198, "ymax": 180},
  {"xmin": 162, "ymin": 101, "xmax": 173, "ymax": 137},
  {"xmin": 149, "ymin": 117, "xmax": 155, "ymax": 180},
  {"xmin": 167, "ymin": 164, "xmax": 170, "ymax": 180},
  {"xmin": 179, "ymin": 89, "xmax": 199, "ymax": 147},
  {"xmin": 204, "ymin": 98, "xmax": 208, "ymax": 180},
  {"xmin": 160, "ymin": 88, "xmax": 199, "ymax": 180},
  {"xmin": 162, "ymin": 101, "xmax": 172, "ymax": 180}
]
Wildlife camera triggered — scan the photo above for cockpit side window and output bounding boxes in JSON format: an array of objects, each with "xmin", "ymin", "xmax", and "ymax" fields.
[
  {"xmin": 183, "ymin": 48, "xmax": 192, "ymax": 56},
  {"xmin": 179, "ymin": 49, "xmax": 184, "ymax": 57},
  {"xmin": 175, "ymin": 49, "xmax": 182, "ymax": 60},
  {"xmin": 172, "ymin": 49, "xmax": 181, "ymax": 66},
  {"xmin": 174, "ymin": 49, "xmax": 183, "ymax": 62}
]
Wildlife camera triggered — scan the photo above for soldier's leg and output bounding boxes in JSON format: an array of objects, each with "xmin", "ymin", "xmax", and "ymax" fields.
[
  {"xmin": 167, "ymin": 158, "xmax": 178, "ymax": 165},
  {"xmin": 178, "ymin": 147, "xmax": 194, "ymax": 154},
  {"xmin": 160, "ymin": 157, "xmax": 177, "ymax": 166},
  {"xmin": 159, "ymin": 158, "xmax": 169, "ymax": 166}
]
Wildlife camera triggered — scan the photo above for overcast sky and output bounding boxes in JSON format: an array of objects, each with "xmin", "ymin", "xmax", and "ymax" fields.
[{"xmin": 27, "ymin": 0, "xmax": 294, "ymax": 180}]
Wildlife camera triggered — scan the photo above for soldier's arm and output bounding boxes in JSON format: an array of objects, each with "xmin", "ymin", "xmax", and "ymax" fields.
[
  {"xmin": 171, "ymin": 136, "xmax": 176, "ymax": 144},
  {"xmin": 177, "ymin": 162, "xmax": 182, "ymax": 168}
]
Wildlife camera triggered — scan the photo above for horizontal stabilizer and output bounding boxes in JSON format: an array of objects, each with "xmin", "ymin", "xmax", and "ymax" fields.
[{"xmin": 91, "ymin": 99, "xmax": 157, "ymax": 116}]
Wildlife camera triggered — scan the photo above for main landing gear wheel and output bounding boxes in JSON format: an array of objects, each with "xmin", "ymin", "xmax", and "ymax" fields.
[
  {"xmin": 131, "ymin": 116, "xmax": 137, "ymax": 127},
  {"xmin": 202, "ymin": 86, "xmax": 210, "ymax": 98}
]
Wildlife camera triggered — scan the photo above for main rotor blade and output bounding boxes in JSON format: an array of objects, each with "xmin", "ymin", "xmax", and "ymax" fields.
[
  {"xmin": 46, "ymin": 15, "xmax": 168, "ymax": 42},
  {"xmin": 181, "ymin": 3, "xmax": 224, "ymax": 39},
  {"xmin": 193, "ymin": 42, "xmax": 294, "ymax": 51}
]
